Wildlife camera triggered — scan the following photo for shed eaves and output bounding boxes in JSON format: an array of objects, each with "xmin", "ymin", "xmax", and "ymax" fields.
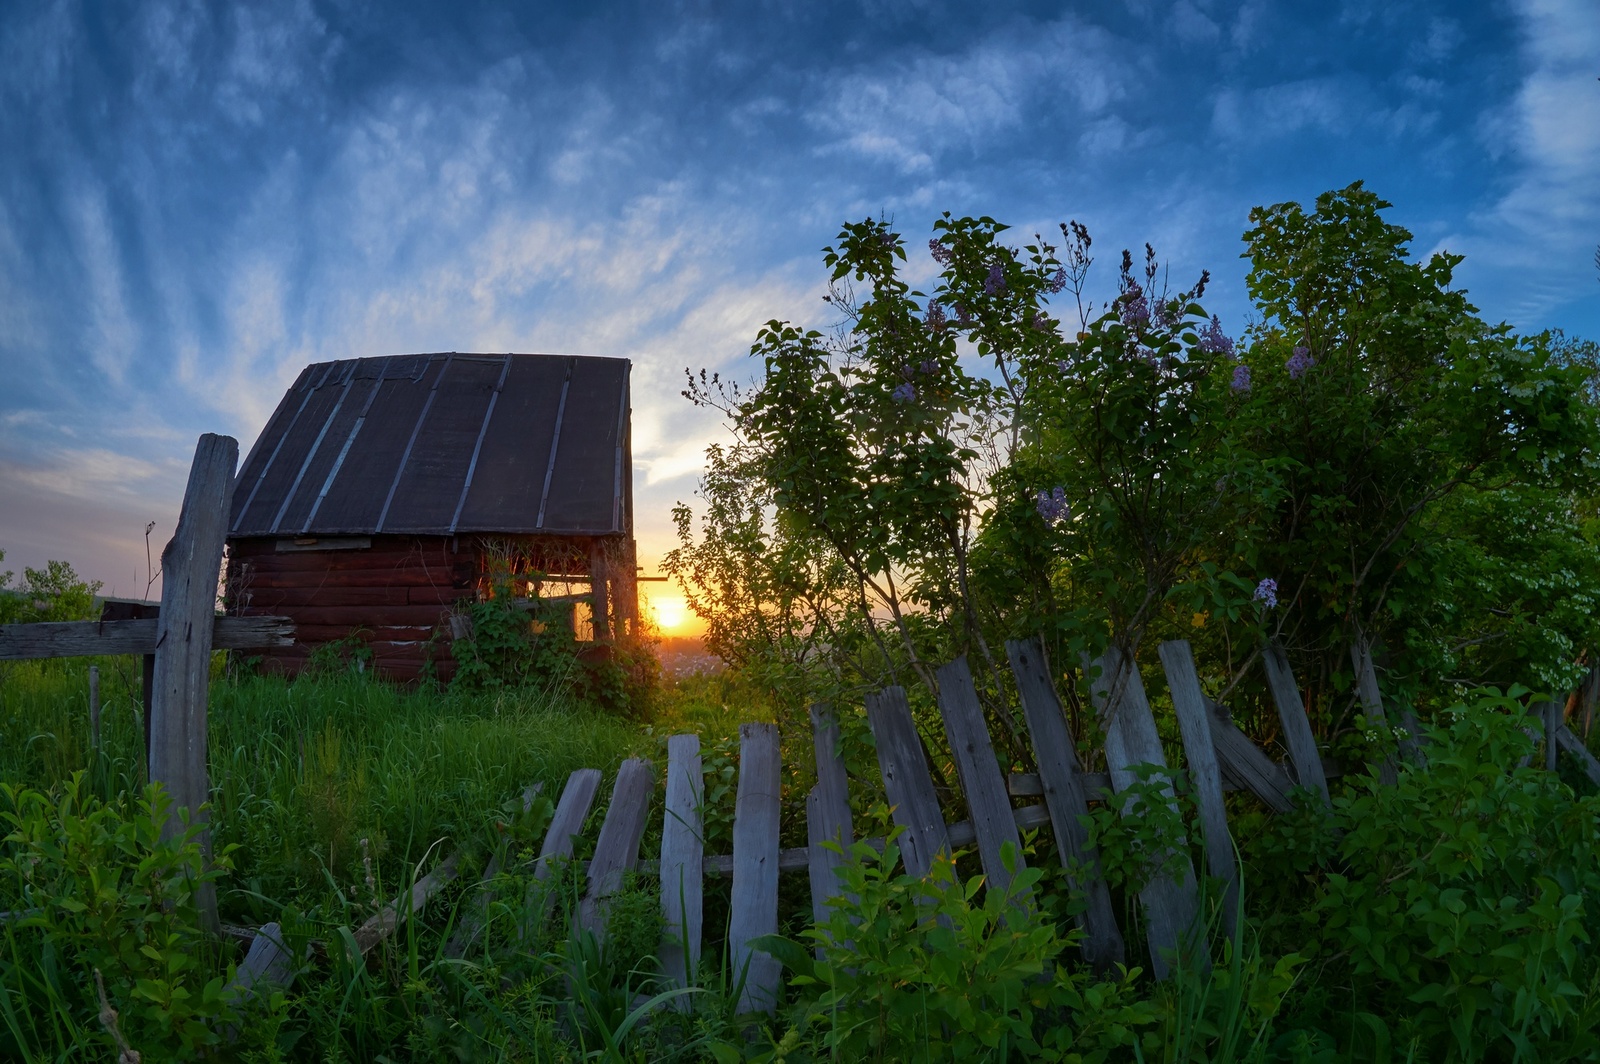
[{"xmin": 230, "ymin": 353, "xmax": 631, "ymax": 537}]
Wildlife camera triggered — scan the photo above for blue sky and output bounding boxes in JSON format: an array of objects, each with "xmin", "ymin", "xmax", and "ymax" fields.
[{"xmin": 1, "ymin": 0, "xmax": 1596, "ymax": 597}]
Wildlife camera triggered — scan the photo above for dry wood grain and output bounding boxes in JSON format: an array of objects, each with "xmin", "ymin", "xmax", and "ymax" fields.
[
  {"xmin": 729, "ymin": 723, "xmax": 782, "ymax": 1015},
  {"xmin": 660, "ymin": 734, "xmax": 704, "ymax": 1005},
  {"xmin": 1160, "ymin": 640, "xmax": 1238, "ymax": 941},
  {"xmin": 577, "ymin": 760, "xmax": 654, "ymax": 939}
]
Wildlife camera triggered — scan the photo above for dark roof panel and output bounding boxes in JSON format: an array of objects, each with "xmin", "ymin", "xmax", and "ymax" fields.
[{"xmin": 230, "ymin": 353, "xmax": 632, "ymax": 537}]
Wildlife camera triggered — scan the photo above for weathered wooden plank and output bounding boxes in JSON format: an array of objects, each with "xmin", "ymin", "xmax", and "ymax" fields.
[
  {"xmin": 1554, "ymin": 725, "xmax": 1600, "ymax": 787},
  {"xmin": 149, "ymin": 433, "xmax": 237, "ymax": 938},
  {"xmin": 1088, "ymin": 646, "xmax": 1206, "ymax": 980},
  {"xmin": 865, "ymin": 686, "xmax": 951, "ymax": 880},
  {"xmin": 230, "ymin": 921, "xmax": 297, "ymax": 996},
  {"xmin": 353, "ymin": 851, "xmax": 461, "ymax": 954},
  {"xmin": 1541, "ymin": 701, "xmax": 1561, "ymax": 772},
  {"xmin": 0, "ymin": 615, "xmax": 294, "ymax": 661},
  {"xmin": 729, "ymin": 723, "xmax": 782, "ymax": 1015},
  {"xmin": 88, "ymin": 666, "xmax": 101, "ymax": 751},
  {"xmin": 1206, "ymin": 704, "xmax": 1297, "ymax": 814},
  {"xmin": 518, "ymin": 768, "xmax": 602, "ymax": 942},
  {"xmin": 935, "ymin": 656, "xmax": 1031, "ymax": 903},
  {"xmin": 660, "ymin": 734, "xmax": 704, "ymax": 1004},
  {"xmin": 444, "ymin": 782, "xmax": 544, "ymax": 959},
  {"xmin": 1351, "ymin": 637, "xmax": 1401, "ymax": 784},
  {"xmin": 1159, "ymin": 640, "xmax": 1239, "ymax": 941},
  {"xmin": 577, "ymin": 759, "xmax": 653, "ymax": 939},
  {"xmin": 1006, "ymin": 637, "xmax": 1124, "ymax": 970},
  {"xmin": 807, "ymin": 703, "xmax": 855, "ymax": 935},
  {"xmin": 703, "ymin": 803, "xmax": 1060, "ymax": 879},
  {"xmin": 1262, "ymin": 643, "xmax": 1332, "ymax": 805}
]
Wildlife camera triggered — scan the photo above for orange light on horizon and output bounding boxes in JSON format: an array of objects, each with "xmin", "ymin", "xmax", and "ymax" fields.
[{"xmin": 646, "ymin": 590, "xmax": 696, "ymax": 635}]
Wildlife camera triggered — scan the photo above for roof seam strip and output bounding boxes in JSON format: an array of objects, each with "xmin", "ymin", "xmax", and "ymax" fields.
[
  {"xmin": 301, "ymin": 357, "xmax": 391, "ymax": 532},
  {"xmin": 449, "ymin": 354, "xmax": 513, "ymax": 534},
  {"xmin": 268, "ymin": 373, "xmax": 356, "ymax": 534},
  {"xmin": 376, "ymin": 354, "xmax": 453, "ymax": 533},
  {"xmin": 535, "ymin": 358, "xmax": 575, "ymax": 530},
  {"xmin": 232, "ymin": 377, "xmax": 319, "ymax": 533},
  {"xmin": 611, "ymin": 363, "xmax": 629, "ymax": 533}
]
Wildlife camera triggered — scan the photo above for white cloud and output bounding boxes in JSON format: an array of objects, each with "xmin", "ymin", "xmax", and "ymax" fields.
[
  {"xmin": 1212, "ymin": 78, "xmax": 1352, "ymax": 141},
  {"xmin": 1442, "ymin": 0, "xmax": 1600, "ymax": 326},
  {"xmin": 810, "ymin": 15, "xmax": 1129, "ymax": 171}
]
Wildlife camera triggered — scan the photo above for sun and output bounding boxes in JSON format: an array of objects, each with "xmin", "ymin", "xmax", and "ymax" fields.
[{"xmin": 651, "ymin": 594, "xmax": 689, "ymax": 633}]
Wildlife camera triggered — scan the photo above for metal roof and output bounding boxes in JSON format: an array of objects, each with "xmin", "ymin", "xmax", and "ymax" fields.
[{"xmin": 230, "ymin": 353, "xmax": 631, "ymax": 537}]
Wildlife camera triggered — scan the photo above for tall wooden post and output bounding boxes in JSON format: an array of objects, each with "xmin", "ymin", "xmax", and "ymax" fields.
[
  {"xmin": 589, "ymin": 542, "xmax": 610, "ymax": 641},
  {"xmin": 149, "ymin": 433, "xmax": 237, "ymax": 936}
]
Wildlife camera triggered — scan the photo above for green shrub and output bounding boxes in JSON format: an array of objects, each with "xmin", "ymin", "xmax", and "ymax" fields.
[
  {"xmin": 756, "ymin": 823, "xmax": 1161, "ymax": 1062},
  {"xmin": 1313, "ymin": 688, "xmax": 1600, "ymax": 1060},
  {"xmin": 0, "ymin": 773, "xmax": 238, "ymax": 1060}
]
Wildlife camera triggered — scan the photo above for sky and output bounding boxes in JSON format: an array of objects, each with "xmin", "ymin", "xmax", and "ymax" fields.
[{"xmin": 1, "ymin": 0, "xmax": 1596, "ymax": 611}]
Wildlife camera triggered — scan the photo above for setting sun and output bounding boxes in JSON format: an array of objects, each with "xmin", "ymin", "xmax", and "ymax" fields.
[{"xmin": 650, "ymin": 593, "xmax": 690, "ymax": 633}]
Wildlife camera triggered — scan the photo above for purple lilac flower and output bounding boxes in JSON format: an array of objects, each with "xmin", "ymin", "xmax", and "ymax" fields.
[
  {"xmin": 1031, "ymin": 312, "xmax": 1048, "ymax": 330},
  {"xmin": 985, "ymin": 264, "xmax": 1007, "ymax": 295},
  {"xmin": 926, "ymin": 302, "xmax": 946, "ymax": 330},
  {"xmin": 1286, "ymin": 345, "xmax": 1315, "ymax": 380},
  {"xmin": 1231, "ymin": 364, "xmax": 1251, "ymax": 393},
  {"xmin": 1254, "ymin": 578, "xmax": 1279, "ymax": 609},
  {"xmin": 1198, "ymin": 315, "xmax": 1234, "ymax": 357},
  {"xmin": 919, "ymin": 359, "xmax": 938, "ymax": 375},
  {"xmin": 928, "ymin": 239, "xmax": 952, "ymax": 265},
  {"xmin": 1047, "ymin": 267, "xmax": 1068, "ymax": 294},
  {"xmin": 892, "ymin": 382, "xmax": 916, "ymax": 404},
  {"xmin": 1035, "ymin": 486, "xmax": 1069, "ymax": 526},
  {"xmin": 954, "ymin": 303, "xmax": 973, "ymax": 324},
  {"xmin": 1057, "ymin": 360, "xmax": 1072, "ymax": 373},
  {"xmin": 1120, "ymin": 284, "xmax": 1150, "ymax": 327}
]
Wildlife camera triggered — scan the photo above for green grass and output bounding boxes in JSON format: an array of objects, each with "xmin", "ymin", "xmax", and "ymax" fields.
[{"xmin": 0, "ymin": 657, "xmax": 645, "ymax": 921}]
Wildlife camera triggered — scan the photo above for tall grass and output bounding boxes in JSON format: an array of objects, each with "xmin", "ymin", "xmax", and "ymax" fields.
[{"xmin": 0, "ymin": 658, "xmax": 644, "ymax": 920}]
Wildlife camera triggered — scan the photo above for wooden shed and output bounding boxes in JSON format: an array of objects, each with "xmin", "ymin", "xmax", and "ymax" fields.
[{"xmin": 225, "ymin": 352, "xmax": 637, "ymax": 680}]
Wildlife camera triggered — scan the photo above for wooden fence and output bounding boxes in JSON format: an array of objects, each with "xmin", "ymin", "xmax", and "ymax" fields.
[
  {"xmin": 225, "ymin": 628, "xmax": 1600, "ymax": 1014},
  {"xmin": 0, "ymin": 434, "xmax": 294, "ymax": 934}
]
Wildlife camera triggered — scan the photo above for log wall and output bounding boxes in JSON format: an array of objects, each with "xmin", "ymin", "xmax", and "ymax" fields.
[{"xmin": 227, "ymin": 535, "xmax": 477, "ymax": 681}]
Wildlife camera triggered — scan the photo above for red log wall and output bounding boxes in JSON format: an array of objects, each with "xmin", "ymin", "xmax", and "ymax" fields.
[{"xmin": 226, "ymin": 535, "xmax": 476, "ymax": 682}]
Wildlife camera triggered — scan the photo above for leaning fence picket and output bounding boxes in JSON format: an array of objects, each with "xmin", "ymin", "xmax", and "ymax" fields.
[
  {"xmin": 1206, "ymin": 701, "xmax": 1297, "ymax": 814},
  {"xmin": 445, "ymin": 782, "xmax": 545, "ymax": 958},
  {"xmin": 1089, "ymin": 646, "xmax": 1206, "ymax": 980},
  {"xmin": 1159, "ymin": 640, "xmax": 1238, "ymax": 942},
  {"xmin": 729, "ymin": 723, "xmax": 782, "ymax": 1015},
  {"xmin": 935, "ymin": 656, "xmax": 1032, "ymax": 904},
  {"xmin": 864, "ymin": 686, "xmax": 951, "ymax": 880},
  {"xmin": 1262, "ymin": 643, "xmax": 1333, "ymax": 805},
  {"xmin": 806, "ymin": 703, "xmax": 855, "ymax": 942},
  {"xmin": 1006, "ymin": 637, "xmax": 1125, "ymax": 971},
  {"xmin": 1351, "ymin": 637, "xmax": 1404, "ymax": 783},
  {"xmin": 659, "ymin": 734, "xmax": 705, "ymax": 1006},
  {"xmin": 577, "ymin": 759, "xmax": 654, "ymax": 939},
  {"xmin": 1554, "ymin": 724, "xmax": 1600, "ymax": 786}
]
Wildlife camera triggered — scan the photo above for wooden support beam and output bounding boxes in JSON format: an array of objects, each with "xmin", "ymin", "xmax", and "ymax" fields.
[
  {"xmin": 0, "ymin": 614, "xmax": 294, "ymax": 661},
  {"xmin": 150, "ymin": 433, "xmax": 237, "ymax": 938},
  {"xmin": 729, "ymin": 723, "xmax": 782, "ymax": 1015}
]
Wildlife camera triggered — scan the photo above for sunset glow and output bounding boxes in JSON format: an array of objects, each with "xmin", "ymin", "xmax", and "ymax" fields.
[{"xmin": 650, "ymin": 594, "xmax": 690, "ymax": 633}]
